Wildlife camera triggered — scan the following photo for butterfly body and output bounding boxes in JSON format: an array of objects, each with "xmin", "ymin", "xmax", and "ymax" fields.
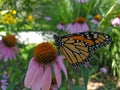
[{"xmin": 54, "ymin": 32, "xmax": 112, "ymax": 67}]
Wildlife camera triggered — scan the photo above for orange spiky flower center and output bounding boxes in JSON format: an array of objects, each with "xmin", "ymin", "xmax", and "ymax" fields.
[
  {"xmin": 2, "ymin": 34, "xmax": 17, "ymax": 47},
  {"xmin": 60, "ymin": 21, "xmax": 65, "ymax": 25},
  {"xmin": 117, "ymin": 15, "xmax": 120, "ymax": 18},
  {"xmin": 72, "ymin": 17, "xmax": 85, "ymax": 24},
  {"xmin": 33, "ymin": 42, "xmax": 57, "ymax": 64},
  {"xmin": 94, "ymin": 14, "xmax": 101, "ymax": 21}
]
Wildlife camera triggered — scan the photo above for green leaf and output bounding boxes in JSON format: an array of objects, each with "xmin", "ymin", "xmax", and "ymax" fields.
[
  {"xmin": 71, "ymin": 86, "xmax": 86, "ymax": 90},
  {"xmin": 81, "ymin": 67, "xmax": 89, "ymax": 90}
]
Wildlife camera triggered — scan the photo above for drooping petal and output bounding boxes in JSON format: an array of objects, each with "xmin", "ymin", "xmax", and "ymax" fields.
[
  {"xmin": 3, "ymin": 48, "xmax": 10, "ymax": 62},
  {"xmin": 31, "ymin": 64, "xmax": 44, "ymax": 90},
  {"xmin": 53, "ymin": 62, "xmax": 62, "ymax": 88},
  {"xmin": 41, "ymin": 64, "xmax": 52, "ymax": 90},
  {"xmin": 83, "ymin": 23, "xmax": 89, "ymax": 31},
  {"xmin": 28, "ymin": 58, "xmax": 37, "ymax": 69},
  {"xmin": 13, "ymin": 46, "xmax": 19, "ymax": 55},
  {"xmin": 9, "ymin": 50, "xmax": 14, "ymax": 60},
  {"xmin": 4, "ymin": 48, "xmax": 11, "ymax": 61},
  {"xmin": 24, "ymin": 59, "xmax": 38, "ymax": 88},
  {"xmin": 11, "ymin": 50, "xmax": 17, "ymax": 60},
  {"xmin": 66, "ymin": 24, "xmax": 76, "ymax": 34},
  {"xmin": 56, "ymin": 56, "xmax": 68, "ymax": 80}
]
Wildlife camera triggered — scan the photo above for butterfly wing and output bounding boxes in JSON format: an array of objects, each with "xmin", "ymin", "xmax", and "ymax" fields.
[
  {"xmin": 54, "ymin": 31, "xmax": 112, "ymax": 67},
  {"xmin": 59, "ymin": 37, "xmax": 92, "ymax": 67},
  {"xmin": 78, "ymin": 32, "xmax": 112, "ymax": 51}
]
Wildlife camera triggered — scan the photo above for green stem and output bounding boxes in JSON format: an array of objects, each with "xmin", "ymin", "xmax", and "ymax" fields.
[
  {"xmin": 100, "ymin": 1, "xmax": 118, "ymax": 26},
  {"xmin": 77, "ymin": 3, "xmax": 81, "ymax": 17},
  {"xmin": 86, "ymin": 0, "xmax": 93, "ymax": 18},
  {"xmin": 90, "ymin": 72, "xmax": 101, "ymax": 79}
]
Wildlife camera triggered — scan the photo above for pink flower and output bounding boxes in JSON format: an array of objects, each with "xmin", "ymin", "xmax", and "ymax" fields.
[
  {"xmin": 90, "ymin": 14, "xmax": 101, "ymax": 29},
  {"xmin": 66, "ymin": 17, "xmax": 89, "ymax": 34},
  {"xmin": 0, "ymin": 34, "xmax": 19, "ymax": 62},
  {"xmin": 56, "ymin": 21, "xmax": 65, "ymax": 30},
  {"xmin": 0, "ymin": 80, "xmax": 8, "ymax": 90},
  {"xmin": 75, "ymin": 0, "xmax": 88, "ymax": 3},
  {"xmin": 2, "ymin": 74, "xmax": 8, "ymax": 79},
  {"xmin": 24, "ymin": 42, "xmax": 68, "ymax": 90},
  {"xmin": 0, "ymin": 74, "xmax": 8, "ymax": 90},
  {"xmin": 100, "ymin": 67, "xmax": 108, "ymax": 74},
  {"xmin": 91, "ymin": 19, "xmax": 100, "ymax": 25},
  {"xmin": 111, "ymin": 16, "xmax": 120, "ymax": 27},
  {"xmin": 44, "ymin": 16, "xmax": 51, "ymax": 21}
]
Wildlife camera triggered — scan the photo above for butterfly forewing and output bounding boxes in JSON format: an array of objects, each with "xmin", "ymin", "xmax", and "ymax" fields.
[
  {"xmin": 58, "ymin": 37, "xmax": 92, "ymax": 66},
  {"xmin": 54, "ymin": 31, "xmax": 112, "ymax": 67}
]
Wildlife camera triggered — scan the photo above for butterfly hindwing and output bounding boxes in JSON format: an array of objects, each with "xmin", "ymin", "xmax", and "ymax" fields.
[{"xmin": 54, "ymin": 31, "xmax": 112, "ymax": 67}]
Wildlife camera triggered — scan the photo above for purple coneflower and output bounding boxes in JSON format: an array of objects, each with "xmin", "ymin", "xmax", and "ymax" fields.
[
  {"xmin": 111, "ymin": 15, "xmax": 120, "ymax": 27},
  {"xmin": 2, "ymin": 74, "xmax": 8, "ymax": 80},
  {"xmin": 56, "ymin": 21, "xmax": 65, "ymax": 30},
  {"xmin": 44, "ymin": 16, "xmax": 51, "ymax": 21},
  {"xmin": 0, "ymin": 34, "xmax": 19, "ymax": 61},
  {"xmin": 91, "ymin": 14, "xmax": 101, "ymax": 25},
  {"xmin": 24, "ymin": 42, "xmax": 68, "ymax": 90},
  {"xmin": 66, "ymin": 17, "xmax": 89, "ymax": 34},
  {"xmin": 0, "ymin": 80, "xmax": 8, "ymax": 90},
  {"xmin": 100, "ymin": 66, "xmax": 108, "ymax": 74},
  {"xmin": 75, "ymin": 0, "xmax": 88, "ymax": 3}
]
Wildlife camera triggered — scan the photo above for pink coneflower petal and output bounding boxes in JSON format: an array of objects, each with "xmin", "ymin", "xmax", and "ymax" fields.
[
  {"xmin": 13, "ymin": 46, "xmax": 19, "ymax": 55},
  {"xmin": 24, "ymin": 60, "xmax": 38, "ymax": 88},
  {"xmin": 111, "ymin": 17, "xmax": 120, "ymax": 26},
  {"xmin": 53, "ymin": 62, "xmax": 62, "ymax": 88},
  {"xmin": 56, "ymin": 56, "xmax": 68, "ymax": 80},
  {"xmin": 28, "ymin": 58, "xmax": 37, "ymax": 69},
  {"xmin": 34, "ymin": 65, "xmax": 44, "ymax": 90},
  {"xmin": 66, "ymin": 24, "xmax": 76, "ymax": 34},
  {"xmin": 11, "ymin": 51, "xmax": 17, "ymax": 60},
  {"xmin": 10, "ymin": 50, "xmax": 16, "ymax": 60},
  {"xmin": 74, "ymin": 23, "xmax": 81, "ymax": 33},
  {"xmin": 41, "ymin": 64, "xmax": 52, "ymax": 90},
  {"xmin": 4, "ymin": 49, "xmax": 11, "ymax": 62},
  {"xmin": 56, "ymin": 24, "xmax": 65, "ymax": 30},
  {"xmin": 82, "ymin": 23, "xmax": 89, "ymax": 32},
  {"xmin": 31, "ymin": 64, "xmax": 43, "ymax": 90},
  {"xmin": 91, "ymin": 19, "xmax": 100, "ymax": 25}
]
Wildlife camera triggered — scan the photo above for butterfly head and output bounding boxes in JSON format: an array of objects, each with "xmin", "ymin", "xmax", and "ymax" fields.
[{"xmin": 53, "ymin": 35, "xmax": 63, "ymax": 47}]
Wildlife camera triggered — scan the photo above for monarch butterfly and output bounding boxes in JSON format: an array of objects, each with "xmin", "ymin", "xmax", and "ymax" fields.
[{"xmin": 54, "ymin": 31, "xmax": 112, "ymax": 67}]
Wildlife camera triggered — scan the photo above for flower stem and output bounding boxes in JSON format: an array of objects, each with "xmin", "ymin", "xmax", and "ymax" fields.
[
  {"xmin": 100, "ymin": 1, "xmax": 118, "ymax": 26},
  {"xmin": 77, "ymin": 3, "xmax": 81, "ymax": 17}
]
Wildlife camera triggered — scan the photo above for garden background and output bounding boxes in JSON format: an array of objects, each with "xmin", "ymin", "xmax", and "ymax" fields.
[{"xmin": 0, "ymin": 0, "xmax": 120, "ymax": 90}]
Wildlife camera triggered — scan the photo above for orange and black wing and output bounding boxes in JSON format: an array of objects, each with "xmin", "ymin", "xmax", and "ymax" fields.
[
  {"xmin": 59, "ymin": 37, "xmax": 92, "ymax": 67},
  {"xmin": 54, "ymin": 31, "xmax": 112, "ymax": 67},
  {"xmin": 78, "ymin": 32, "xmax": 112, "ymax": 51}
]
